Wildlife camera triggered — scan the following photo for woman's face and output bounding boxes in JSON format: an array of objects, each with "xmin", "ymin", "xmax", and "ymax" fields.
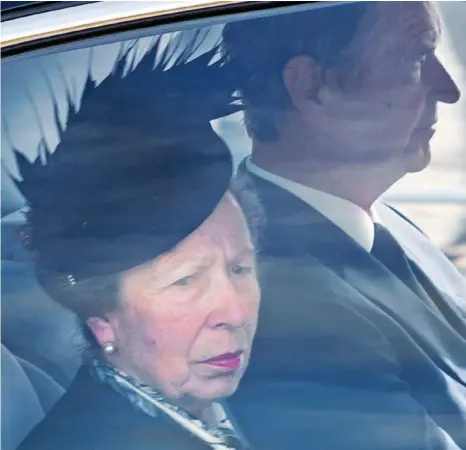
[{"xmin": 89, "ymin": 193, "xmax": 260, "ymax": 409}]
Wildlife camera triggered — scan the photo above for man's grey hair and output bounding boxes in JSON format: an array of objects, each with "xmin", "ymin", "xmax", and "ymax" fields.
[{"xmin": 222, "ymin": 2, "xmax": 374, "ymax": 141}]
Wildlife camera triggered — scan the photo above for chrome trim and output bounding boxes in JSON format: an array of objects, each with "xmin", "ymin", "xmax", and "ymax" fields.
[
  {"xmin": 383, "ymin": 189, "xmax": 466, "ymax": 205},
  {"xmin": 1, "ymin": 0, "xmax": 246, "ymax": 48}
]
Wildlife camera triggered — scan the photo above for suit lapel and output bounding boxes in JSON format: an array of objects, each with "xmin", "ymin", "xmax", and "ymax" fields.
[
  {"xmin": 375, "ymin": 202, "xmax": 466, "ymax": 301},
  {"xmin": 241, "ymin": 164, "xmax": 466, "ymax": 385},
  {"xmin": 376, "ymin": 202, "xmax": 466, "ymax": 339}
]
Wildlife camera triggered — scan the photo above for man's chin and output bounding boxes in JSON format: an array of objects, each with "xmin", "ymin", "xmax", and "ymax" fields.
[{"xmin": 405, "ymin": 144, "xmax": 432, "ymax": 173}]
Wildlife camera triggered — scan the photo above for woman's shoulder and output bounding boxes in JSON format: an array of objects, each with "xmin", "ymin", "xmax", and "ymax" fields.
[
  {"xmin": 17, "ymin": 366, "xmax": 209, "ymax": 450},
  {"xmin": 16, "ymin": 367, "xmax": 140, "ymax": 450}
]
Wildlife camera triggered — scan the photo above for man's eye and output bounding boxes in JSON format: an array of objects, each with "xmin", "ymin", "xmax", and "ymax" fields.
[
  {"xmin": 419, "ymin": 54, "xmax": 430, "ymax": 64},
  {"xmin": 418, "ymin": 50, "xmax": 434, "ymax": 64}
]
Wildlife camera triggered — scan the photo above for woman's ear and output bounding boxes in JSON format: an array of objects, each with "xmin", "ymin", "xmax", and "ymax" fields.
[
  {"xmin": 86, "ymin": 316, "xmax": 117, "ymax": 348},
  {"xmin": 283, "ymin": 56, "xmax": 323, "ymax": 112}
]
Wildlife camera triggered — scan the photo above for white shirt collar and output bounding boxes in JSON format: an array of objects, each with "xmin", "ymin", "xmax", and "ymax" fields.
[{"xmin": 246, "ymin": 158, "xmax": 379, "ymax": 252}]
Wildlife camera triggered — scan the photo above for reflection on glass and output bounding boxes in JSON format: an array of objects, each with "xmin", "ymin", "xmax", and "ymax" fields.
[{"xmin": 2, "ymin": 2, "xmax": 466, "ymax": 450}]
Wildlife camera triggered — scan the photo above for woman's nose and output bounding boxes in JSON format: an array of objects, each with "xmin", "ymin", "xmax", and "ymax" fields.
[
  {"xmin": 426, "ymin": 55, "xmax": 461, "ymax": 104},
  {"xmin": 208, "ymin": 278, "xmax": 249, "ymax": 330}
]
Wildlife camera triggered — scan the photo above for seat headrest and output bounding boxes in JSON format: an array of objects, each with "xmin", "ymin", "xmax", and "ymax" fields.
[{"xmin": 1, "ymin": 345, "xmax": 44, "ymax": 450}]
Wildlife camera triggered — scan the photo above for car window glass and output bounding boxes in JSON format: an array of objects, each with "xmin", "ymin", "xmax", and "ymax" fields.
[{"xmin": 2, "ymin": 2, "xmax": 466, "ymax": 450}]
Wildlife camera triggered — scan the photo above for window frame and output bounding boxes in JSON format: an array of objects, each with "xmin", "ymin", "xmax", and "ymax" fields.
[{"xmin": 1, "ymin": 1, "xmax": 310, "ymax": 57}]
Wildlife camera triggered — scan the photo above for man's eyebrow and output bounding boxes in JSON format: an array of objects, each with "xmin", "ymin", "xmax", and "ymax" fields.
[{"xmin": 407, "ymin": 34, "xmax": 437, "ymax": 58}]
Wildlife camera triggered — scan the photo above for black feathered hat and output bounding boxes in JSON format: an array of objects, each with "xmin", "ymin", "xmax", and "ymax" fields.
[{"xmin": 12, "ymin": 34, "xmax": 240, "ymax": 293}]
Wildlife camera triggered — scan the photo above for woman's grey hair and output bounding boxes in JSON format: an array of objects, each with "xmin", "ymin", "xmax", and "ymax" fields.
[{"xmin": 230, "ymin": 171, "xmax": 266, "ymax": 252}]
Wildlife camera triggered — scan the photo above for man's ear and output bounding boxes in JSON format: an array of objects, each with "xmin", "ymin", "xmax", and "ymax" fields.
[
  {"xmin": 283, "ymin": 56, "xmax": 323, "ymax": 111},
  {"xmin": 86, "ymin": 316, "xmax": 117, "ymax": 348}
]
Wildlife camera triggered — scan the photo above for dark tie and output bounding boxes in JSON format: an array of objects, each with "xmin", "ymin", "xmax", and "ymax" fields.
[
  {"xmin": 371, "ymin": 223, "xmax": 431, "ymax": 300},
  {"xmin": 371, "ymin": 224, "xmax": 466, "ymax": 338}
]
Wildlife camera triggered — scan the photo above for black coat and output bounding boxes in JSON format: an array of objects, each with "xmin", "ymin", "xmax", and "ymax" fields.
[
  {"xmin": 229, "ymin": 164, "xmax": 466, "ymax": 450},
  {"xmin": 18, "ymin": 367, "xmax": 213, "ymax": 450}
]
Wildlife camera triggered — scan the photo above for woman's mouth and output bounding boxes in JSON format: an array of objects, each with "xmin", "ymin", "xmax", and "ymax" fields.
[{"xmin": 200, "ymin": 351, "xmax": 243, "ymax": 371}]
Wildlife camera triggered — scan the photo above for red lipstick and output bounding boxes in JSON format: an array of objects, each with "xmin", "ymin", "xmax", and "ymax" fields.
[{"xmin": 201, "ymin": 351, "xmax": 243, "ymax": 371}]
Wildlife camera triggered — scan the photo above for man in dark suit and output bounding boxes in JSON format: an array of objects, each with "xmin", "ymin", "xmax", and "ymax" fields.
[{"xmin": 223, "ymin": 2, "xmax": 466, "ymax": 449}]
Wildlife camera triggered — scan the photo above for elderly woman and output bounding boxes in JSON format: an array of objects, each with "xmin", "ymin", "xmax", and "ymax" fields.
[{"xmin": 14, "ymin": 38, "xmax": 260, "ymax": 450}]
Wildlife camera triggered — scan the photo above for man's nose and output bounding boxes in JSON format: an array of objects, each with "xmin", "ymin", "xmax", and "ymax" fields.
[
  {"xmin": 208, "ymin": 276, "xmax": 249, "ymax": 330},
  {"xmin": 426, "ymin": 55, "xmax": 461, "ymax": 104}
]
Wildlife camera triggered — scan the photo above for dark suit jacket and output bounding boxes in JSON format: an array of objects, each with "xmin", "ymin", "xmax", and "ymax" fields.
[
  {"xmin": 230, "ymin": 165, "xmax": 466, "ymax": 450},
  {"xmin": 17, "ymin": 367, "xmax": 212, "ymax": 450}
]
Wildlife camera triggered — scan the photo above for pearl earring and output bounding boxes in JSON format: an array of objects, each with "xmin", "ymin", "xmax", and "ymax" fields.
[{"xmin": 102, "ymin": 342, "xmax": 117, "ymax": 355}]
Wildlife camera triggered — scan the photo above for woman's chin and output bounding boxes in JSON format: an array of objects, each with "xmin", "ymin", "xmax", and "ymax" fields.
[{"xmin": 194, "ymin": 375, "xmax": 242, "ymax": 403}]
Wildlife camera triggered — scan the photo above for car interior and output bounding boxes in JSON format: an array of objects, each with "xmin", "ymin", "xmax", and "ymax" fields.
[
  {"xmin": 1, "ymin": 1, "xmax": 465, "ymax": 449},
  {"xmin": 2, "ymin": 212, "xmax": 82, "ymax": 449}
]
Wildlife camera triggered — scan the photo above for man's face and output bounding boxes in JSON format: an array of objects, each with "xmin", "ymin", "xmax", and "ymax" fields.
[{"xmin": 300, "ymin": 2, "xmax": 460, "ymax": 173}]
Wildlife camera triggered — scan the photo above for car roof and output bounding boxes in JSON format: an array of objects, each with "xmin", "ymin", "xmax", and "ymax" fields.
[
  {"xmin": 1, "ymin": 0, "xmax": 253, "ymax": 50},
  {"xmin": 2, "ymin": 1, "xmax": 37, "ymax": 9},
  {"xmin": 1, "ymin": 1, "xmax": 41, "ymax": 11},
  {"xmin": 1, "ymin": 1, "xmax": 94, "ymax": 21}
]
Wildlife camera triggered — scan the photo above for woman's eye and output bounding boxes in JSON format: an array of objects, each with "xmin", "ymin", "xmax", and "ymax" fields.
[
  {"xmin": 230, "ymin": 264, "xmax": 253, "ymax": 276},
  {"xmin": 171, "ymin": 274, "xmax": 197, "ymax": 287}
]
